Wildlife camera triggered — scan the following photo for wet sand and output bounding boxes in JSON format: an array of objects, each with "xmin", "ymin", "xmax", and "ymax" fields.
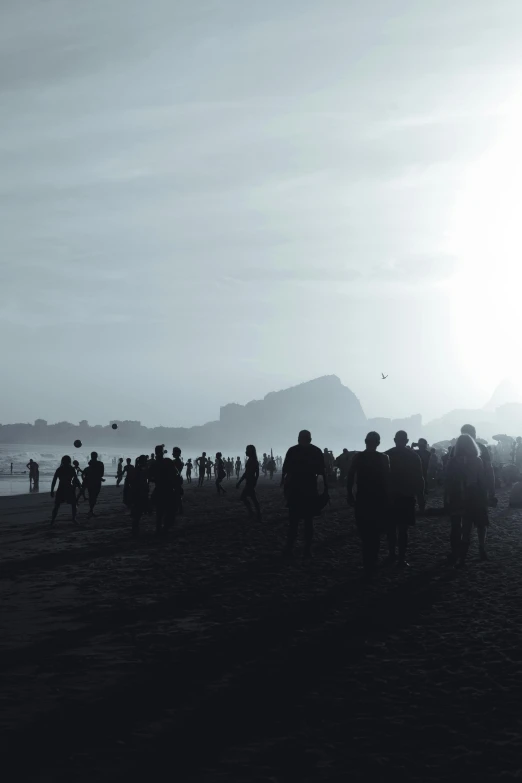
[{"xmin": 1, "ymin": 481, "xmax": 522, "ymax": 782}]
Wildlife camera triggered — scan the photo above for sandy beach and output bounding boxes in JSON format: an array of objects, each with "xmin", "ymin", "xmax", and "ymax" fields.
[{"xmin": 2, "ymin": 479, "xmax": 522, "ymax": 782}]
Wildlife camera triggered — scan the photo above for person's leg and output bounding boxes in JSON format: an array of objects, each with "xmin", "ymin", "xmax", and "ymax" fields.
[
  {"xmin": 397, "ymin": 523, "xmax": 409, "ymax": 565},
  {"xmin": 51, "ymin": 500, "xmax": 60, "ymax": 524},
  {"xmin": 478, "ymin": 523, "xmax": 488, "ymax": 558},
  {"xmin": 449, "ymin": 515, "xmax": 462, "ymax": 562},
  {"xmin": 283, "ymin": 510, "xmax": 299, "ymax": 556},
  {"xmin": 303, "ymin": 515, "xmax": 314, "ymax": 557},
  {"xmin": 251, "ymin": 488, "xmax": 261, "ymax": 518},
  {"xmin": 458, "ymin": 516, "xmax": 473, "ymax": 565}
]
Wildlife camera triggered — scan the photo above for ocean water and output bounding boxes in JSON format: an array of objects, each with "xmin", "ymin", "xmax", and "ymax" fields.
[{"xmin": 0, "ymin": 444, "xmax": 143, "ymax": 497}]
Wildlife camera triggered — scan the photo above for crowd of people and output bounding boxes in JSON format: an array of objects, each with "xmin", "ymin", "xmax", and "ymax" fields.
[{"xmin": 47, "ymin": 422, "xmax": 517, "ymax": 580}]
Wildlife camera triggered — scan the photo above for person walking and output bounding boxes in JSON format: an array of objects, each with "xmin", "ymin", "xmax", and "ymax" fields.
[
  {"xmin": 347, "ymin": 432, "xmax": 390, "ymax": 581},
  {"xmin": 384, "ymin": 431, "xmax": 425, "ymax": 568},
  {"xmin": 50, "ymin": 456, "xmax": 81, "ymax": 526},
  {"xmin": 445, "ymin": 433, "xmax": 489, "ymax": 567},
  {"xmin": 237, "ymin": 445, "xmax": 261, "ymax": 520},
  {"xmin": 280, "ymin": 430, "xmax": 328, "ymax": 560},
  {"xmin": 215, "ymin": 452, "xmax": 227, "ymax": 495}
]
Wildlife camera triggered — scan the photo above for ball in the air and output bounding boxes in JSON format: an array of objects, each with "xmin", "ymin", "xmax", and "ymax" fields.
[
  {"xmin": 112, "ymin": 423, "xmax": 118, "ymax": 430},
  {"xmin": 74, "ymin": 439, "xmax": 82, "ymax": 448}
]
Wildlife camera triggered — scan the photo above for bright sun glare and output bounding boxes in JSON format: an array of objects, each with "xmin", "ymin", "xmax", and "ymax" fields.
[{"xmin": 450, "ymin": 98, "xmax": 522, "ymax": 386}]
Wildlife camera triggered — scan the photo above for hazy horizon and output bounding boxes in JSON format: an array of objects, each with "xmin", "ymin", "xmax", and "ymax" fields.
[{"xmin": 3, "ymin": 0, "xmax": 522, "ymax": 427}]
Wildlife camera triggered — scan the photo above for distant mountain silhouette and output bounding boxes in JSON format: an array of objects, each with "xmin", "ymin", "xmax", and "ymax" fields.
[
  {"xmin": 5, "ymin": 375, "xmax": 522, "ymax": 452},
  {"xmin": 483, "ymin": 378, "xmax": 522, "ymax": 411}
]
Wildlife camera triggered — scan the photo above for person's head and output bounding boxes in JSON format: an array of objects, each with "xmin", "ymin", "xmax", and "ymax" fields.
[
  {"xmin": 29, "ymin": 459, "xmax": 33, "ymax": 464},
  {"xmin": 155, "ymin": 444, "xmax": 164, "ymax": 459},
  {"xmin": 298, "ymin": 430, "xmax": 312, "ymax": 446},
  {"xmin": 461, "ymin": 424, "xmax": 477, "ymax": 440},
  {"xmin": 323, "ymin": 447, "xmax": 328, "ymax": 453},
  {"xmin": 118, "ymin": 457, "xmax": 123, "ymax": 462},
  {"xmin": 418, "ymin": 438, "xmax": 428, "ymax": 449},
  {"xmin": 245, "ymin": 445, "xmax": 257, "ymax": 459},
  {"xmin": 137, "ymin": 454, "xmax": 148, "ymax": 468},
  {"xmin": 91, "ymin": 451, "xmax": 98, "ymax": 461},
  {"xmin": 202, "ymin": 451, "xmax": 206, "ymax": 457},
  {"xmin": 430, "ymin": 448, "xmax": 436, "ymax": 455},
  {"xmin": 61, "ymin": 455, "xmax": 72, "ymax": 466},
  {"xmin": 394, "ymin": 430, "xmax": 409, "ymax": 447},
  {"xmin": 454, "ymin": 433, "xmax": 480, "ymax": 459},
  {"xmin": 172, "ymin": 447, "xmax": 181, "ymax": 458},
  {"xmin": 343, "ymin": 448, "xmax": 348, "ymax": 455},
  {"xmin": 126, "ymin": 458, "xmax": 131, "ymax": 464},
  {"xmin": 187, "ymin": 458, "xmax": 192, "ymax": 463},
  {"xmin": 216, "ymin": 451, "xmax": 222, "ymax": 459},
  {"xmin": 73, "ymin": 460, "xmax": 79, "ymax": 467},
  {"xmin": 365, "ymin": 431, "xmax": 381, "ymax": 451}
]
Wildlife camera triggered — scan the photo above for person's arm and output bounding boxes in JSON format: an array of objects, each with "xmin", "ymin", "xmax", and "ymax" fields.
[
  {"xmin": 51, "ymin": 470, "xmax": 58, "ymax": 497},
  {"xmin": 280, "ymin": 452, "xmax": 289, "ymax": 487},
  {"xmin": 346, "ymin": 455, "xmax": 358, "ymax": 506},
  {"xmin": 414, "ymin": 454, "xmax": 425, "ymax": 508},
  {"xmin": 318, "ymin": 452, "xmax": 328, "ymax": 495}
]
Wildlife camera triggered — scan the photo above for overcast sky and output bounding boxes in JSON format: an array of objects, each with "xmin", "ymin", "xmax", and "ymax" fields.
[{"xmin": 2, "ymin": 0, "xmax": 522, "ymax": 427}]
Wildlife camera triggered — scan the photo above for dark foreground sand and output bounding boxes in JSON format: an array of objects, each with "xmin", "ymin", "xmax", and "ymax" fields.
[{"xmin": 1, "ymin": 480, "xmax": 522, "ymax": 782}]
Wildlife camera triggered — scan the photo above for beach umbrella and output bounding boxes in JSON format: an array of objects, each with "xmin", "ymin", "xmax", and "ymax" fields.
[{"xmin": 74, "ymin": 440, "xmax": 82, "ymax": 448}]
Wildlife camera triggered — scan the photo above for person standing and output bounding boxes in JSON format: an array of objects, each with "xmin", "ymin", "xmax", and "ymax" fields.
[
  {"xmin": 235, "ymin": 457, "xmax": 242, "ymax": 479},
  {"xmin": 122, "ymin": 458, "xmax": 135, "ymax": 507},
  {"xmin": 50, "ymin": 456, "xmax": 81, "ymax": 526},
  {"xmin": 172, "ymin": 447, "xmax": 185, "ymax": 514},
  {"xmin": 445, "ymin": 433, "xmax": 489, "ymax": 566},
  {"xmin": 130, "ymin": 455, "xmax": 150, "ymax": 536},
  {"xmin": 196, "ymin": 453, "xmax": 207, "ymax": 488},
  {"xmin": 84, "ymin": 451, "xmax": 105, "ymax": 518},
  {"xmin": 206, "ymin": 456, "xmax": 214, "ymax": 481},
  {"xmin": 186, "ymin": 459, "xmax": 193, "ymax": 483},
  {"xmin": 215, "ymin": 452, "xmax": 227, "ymax": 495},
  {"xmin": 450, "ymin": 425, "xmax": 496, "ymax": 506},
  {"xmin": 347, "ymin": 432, "xmax": 390, "ymax": 581},
  {"xmin": 384, "ymin": 431, "xmax": 425, "ymax": 568},
  {"xmin": 116, "ymin": 458, "xmax": 124, "ymax": 486},
  {"xmin": 237, "ymin": 445, "xmax": 261, "ymax": 520},
  {"xmin": 26, "ymin": 459, "xmax": 39, "ymax": 487},
  {"xmin": 280, "ymin": 430, "xmax": 328, "ymax": 560},
  {"xmin": 149, "ymin": 444, "xmax": 178, "ymax": 536}
]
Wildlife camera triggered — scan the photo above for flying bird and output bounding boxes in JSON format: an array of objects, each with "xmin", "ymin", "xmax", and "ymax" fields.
[{"xmin": 381, "ymin": 373, "xmax": 388, "ymax": 379}]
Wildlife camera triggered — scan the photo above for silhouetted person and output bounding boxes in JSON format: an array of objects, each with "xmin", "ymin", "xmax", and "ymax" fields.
[
  {"xmin": 186, "ymin": 459, "xmax": 193, "ymax": 483},
  {"xmin": 235, "ymin": 457, "xmax": 242, "ymax": 479},
  {"xmin": 335, "ymin": 449, "xmax": 352, "ymax": 484},
  {"xmin": 72, "ymin": 460, "xmax": 86, "ymax": 502},
  {"xmin": 215, "ymin": 452, "xmax": 227, "ymax": 495},
  {"xmin": 84, "ymin": 451, "xmax": 105, "ymax": 518},
  {"xmin": 450, "ymin": 425, "xmax": 496, "ymax": 506},
  {"xmin": 172, "ymin": 447, "xmax": 184, "ymax": 514},
  {"xmin": 206, "ymin": 457, "xmax": 214, "ymax": 480},
  {"xmin": 267, "ymin": 455, "xmax": 276, "ymax": 479},
  {"xmin": 50, "ymin": 456, "xmax": 80, "ymax": 525},
  {"xmin": 26, "ymin": 459, "xmax": 39, "ymax": 487},
  {"xmin": 149, "ymin": 444, "xmax": 178, "ymax": 536},
  {"xmin": 445, "ymin": 433, "xmax": 489, "ymax": 566},
  {"xmin": 237, "ymin": 444, "xmax": 261, "ymax": 520},
  {"xmin": 122, "ymin": 458, "xmax": 135, "ymax": 507},
  {"xmin": 262, "ymin": 453, "xmax": 268, "ymax": 476},
  {"xmin": 281, "ymin": 430, "xmax": 328, "ymax": 559},
  {"xmin": 196, "ymin": 453, "xmax": 207, "ymax": 487},
  {"xmin": 347, "ymin": 432, "xmax": 390, "ymax": 581},
  {"xmin": 10, "ymin": 462, "xmax": 13, "ymax": 475},
  {"xmin": 384, "ymin": 431, "xmax": 424, "ymax": 568},
  {"xmin": 131, "ymin": 455, "xmax": 150, "ymax": 535},
  {"xmin": 116, "ymin": 457, "xmax": 124, "ymax": 486},
  {"xmin": 226, "ymin": 457, "xmax": 233, "ymax": 480}
]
